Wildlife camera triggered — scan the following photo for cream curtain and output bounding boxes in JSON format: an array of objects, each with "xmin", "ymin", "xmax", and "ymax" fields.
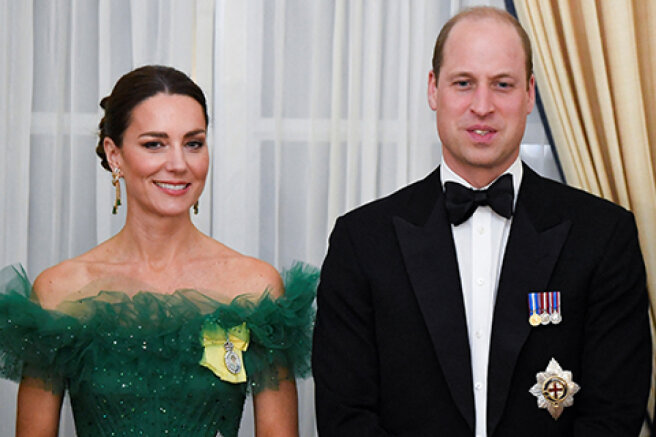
[
  {"xmin": 0, "ymin": 4, "xmax": 33, "ymax": 435},
  {"xmin": 515, "ymin": 0, "xmax": 656, "ymax": 433}
]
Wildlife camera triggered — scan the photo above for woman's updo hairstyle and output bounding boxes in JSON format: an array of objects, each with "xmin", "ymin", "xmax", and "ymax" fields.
[{"xmin": 96, "ymin": 65, "xmax": 209, "ymax": 172}]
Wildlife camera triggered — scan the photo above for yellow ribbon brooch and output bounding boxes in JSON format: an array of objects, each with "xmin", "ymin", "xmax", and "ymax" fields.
[{"xmin": 199, "ymin": 321, "xmax": 250, "ymax": 383}]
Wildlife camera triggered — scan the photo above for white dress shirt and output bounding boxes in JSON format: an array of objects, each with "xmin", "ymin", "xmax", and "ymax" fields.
[{"xmin": 440, "ymin": 157, "xmax": 523, "ymax": 437}]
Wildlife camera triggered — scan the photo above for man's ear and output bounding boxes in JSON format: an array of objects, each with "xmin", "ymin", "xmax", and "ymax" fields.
[
  {"xmin": 526, "ymin": 74, "xmax": 536, "ymax": 114},
  {"xmin": 427, "ymin": 70, "xmax": 439, "ymax": 111},
  {"xmin": 103, "ymin": 137, "xmax": 122, "ymax": 171}
]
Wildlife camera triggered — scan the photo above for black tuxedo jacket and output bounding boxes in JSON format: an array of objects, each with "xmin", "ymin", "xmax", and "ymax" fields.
[{"xmin": 313, "ymin": 164, "xmax": 651, "ymax": 436}]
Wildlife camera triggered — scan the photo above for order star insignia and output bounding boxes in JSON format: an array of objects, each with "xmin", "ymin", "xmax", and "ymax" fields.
[{"xmin": 529, "ymin": 358, "xmax": 580, "ymax": 420}]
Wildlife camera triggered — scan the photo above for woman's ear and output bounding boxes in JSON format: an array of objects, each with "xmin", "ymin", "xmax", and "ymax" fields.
[{"xmin": 103, "ymin": 137, "xmax": 122, "ymax": 171}]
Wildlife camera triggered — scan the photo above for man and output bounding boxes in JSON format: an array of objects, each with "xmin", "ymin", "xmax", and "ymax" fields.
[{"xmin": 313, "ymin": 6, "xmax": 651, "ymax": 437}]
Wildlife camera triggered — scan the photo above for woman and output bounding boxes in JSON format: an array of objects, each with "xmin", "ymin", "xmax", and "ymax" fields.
[{"xmin": 0, "ymin": 65, "xmax": 317, "ymax": 437}]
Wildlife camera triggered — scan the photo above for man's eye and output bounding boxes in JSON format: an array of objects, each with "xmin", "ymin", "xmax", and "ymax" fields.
[
  {"xmin": 496, "ymin": 81, "xmax": 513, "ymax": 89},
  {"xmin": 454, "ymin": 80, "xmax": 470, "ymax": 88}
]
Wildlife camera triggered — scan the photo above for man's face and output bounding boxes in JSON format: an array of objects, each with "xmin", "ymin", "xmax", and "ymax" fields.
[{"xmin": 428, "ymin": 17, "xmax": 535, "ymax": 187}]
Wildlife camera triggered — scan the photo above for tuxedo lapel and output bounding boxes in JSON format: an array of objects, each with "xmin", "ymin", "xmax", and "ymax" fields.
[
  {"xmin": 486, "ymin": 167, "xmax": 571, "ymax": 436},
  {"xmin": 393, "ymin": 172, "xmax": 475, "ymax": 431}
]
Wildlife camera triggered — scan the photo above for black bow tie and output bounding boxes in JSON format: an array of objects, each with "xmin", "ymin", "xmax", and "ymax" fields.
[{"xmin": 444, "ymin": 173, "xmax": 514, "ymax": 225}]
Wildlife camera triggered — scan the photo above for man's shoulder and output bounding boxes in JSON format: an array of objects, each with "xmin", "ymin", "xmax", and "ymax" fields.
[
  {"xmin": 525, "ymin": 167, "xmax": 633, "ymax": 226},
  {"xmin": 339, "ymin": 168, "xmax": 440, "ymax": 228}
]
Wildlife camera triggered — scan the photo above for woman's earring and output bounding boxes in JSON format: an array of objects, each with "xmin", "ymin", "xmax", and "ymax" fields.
[
  {"xmin": 193, "ymin": 200, "xmax": 199, "ymax": 215},
  {"xmin": 112, "ymin": 167, "xmax": 121, "ymax": 214}
]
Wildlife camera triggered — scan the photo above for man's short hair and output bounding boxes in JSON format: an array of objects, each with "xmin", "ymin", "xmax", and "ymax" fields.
[{"xmin": 432, "ymin": 6, "xmax": 533, "ymax": 86}]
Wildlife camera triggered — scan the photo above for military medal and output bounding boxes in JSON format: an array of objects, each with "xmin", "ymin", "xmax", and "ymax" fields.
[
  {"xmin": 529, "ymin": 358, "xmax": 580, "ymax": 420},
  {"xmin": 528, "ymin": 293, "xmax": 541, "ymax": 326},
  {"xmin": 550, "ymin": 291, "xmax": 562, "ymax": 324},
  {"xmin": 224, "ymin": 338, "xmax": 242, "ymax": 375},
  {"xmin": 540, "ymin": 292, "xmax": 550, "ymax": 325}
]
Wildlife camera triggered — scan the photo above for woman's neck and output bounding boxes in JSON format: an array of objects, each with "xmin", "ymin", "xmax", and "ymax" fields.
[{"xmin": 113, "ymin": 209, "xmax": 204, "ymax": 271}]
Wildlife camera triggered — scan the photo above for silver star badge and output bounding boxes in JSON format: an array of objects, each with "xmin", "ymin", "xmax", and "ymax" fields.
[{"xmin": 529, "ymin": 358, "xmax": 580, "ymax": 420}]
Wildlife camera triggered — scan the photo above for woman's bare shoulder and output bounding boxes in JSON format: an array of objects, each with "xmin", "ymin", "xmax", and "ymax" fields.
[
  {"xmin": 32, "ymin": 247, "xmax": 110, "ymax": 308},
  {"xmin": 231, "ymin": 255, "xmax": 284, "ymax": 298},
  {"xmin": 201, "ymin": 241, "xmax": 283, "ymax": 299},
  {"xmin": 33, "ymin": 261, "xmax": 87, "ymax": 308}
]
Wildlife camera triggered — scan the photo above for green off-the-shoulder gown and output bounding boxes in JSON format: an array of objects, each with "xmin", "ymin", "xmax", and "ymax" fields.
[{"xmin": 0, "ymin": 263, "xmax": 318, "ymax": 437}]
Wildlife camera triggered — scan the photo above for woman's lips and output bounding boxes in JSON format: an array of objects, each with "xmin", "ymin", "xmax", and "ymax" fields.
[{"xmin": 154, "ymin": 181, "xmax": 191, "ymax": 195}]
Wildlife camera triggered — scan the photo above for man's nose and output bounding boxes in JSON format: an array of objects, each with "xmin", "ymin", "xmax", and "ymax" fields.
[{"xmin": 470, "ymin": 86, "xmax": 494, "ymax": 116}]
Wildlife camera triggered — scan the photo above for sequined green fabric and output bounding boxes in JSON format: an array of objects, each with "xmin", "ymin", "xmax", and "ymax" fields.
[{"xmin": 0, "ymin": 263, "xmax": 318, "ymax": 437}]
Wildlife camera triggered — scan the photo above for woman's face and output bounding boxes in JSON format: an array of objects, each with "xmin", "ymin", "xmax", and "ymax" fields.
[{"xmin": 105, "ymin": 92, "xmax": 209, "ymax": 218}]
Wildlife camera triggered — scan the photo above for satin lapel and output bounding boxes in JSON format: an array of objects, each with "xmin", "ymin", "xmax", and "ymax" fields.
[
  {"xmin": 486, "ymin": 168, "xmax": 571, "ymax": 437},
  {"xmin": 393, "ymin": 188, "xmax": 475, "ymax": 431}
]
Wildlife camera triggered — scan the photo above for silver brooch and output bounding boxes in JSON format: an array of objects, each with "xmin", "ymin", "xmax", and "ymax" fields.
[
  {"xmin": 224, "ymin": 339, "xmax": 242, "ymax": 375},
  {"xmin": 529, "ymin": 358, "xmax": 580, "ymax": 420}
]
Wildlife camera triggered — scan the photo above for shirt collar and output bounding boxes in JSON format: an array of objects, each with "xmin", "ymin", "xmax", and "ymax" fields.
[{"xmin": 440, "ymin": 155, "xmax": 523, "ymax": 207}]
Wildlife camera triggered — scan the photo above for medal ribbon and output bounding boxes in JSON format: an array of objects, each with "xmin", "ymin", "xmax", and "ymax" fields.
[
  {"xmin": 529, "ymin": 292, "xmax": 538, "ymax": 316},
  {"xmin": 199, "ymin": 322, "xmax": 250, "ymax": 383}
]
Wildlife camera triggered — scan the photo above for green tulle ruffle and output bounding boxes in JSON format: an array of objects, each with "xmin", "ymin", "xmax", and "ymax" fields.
[{"xmin": 0, "ymin": 262, "xmax": 318, "ymax": 437}]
